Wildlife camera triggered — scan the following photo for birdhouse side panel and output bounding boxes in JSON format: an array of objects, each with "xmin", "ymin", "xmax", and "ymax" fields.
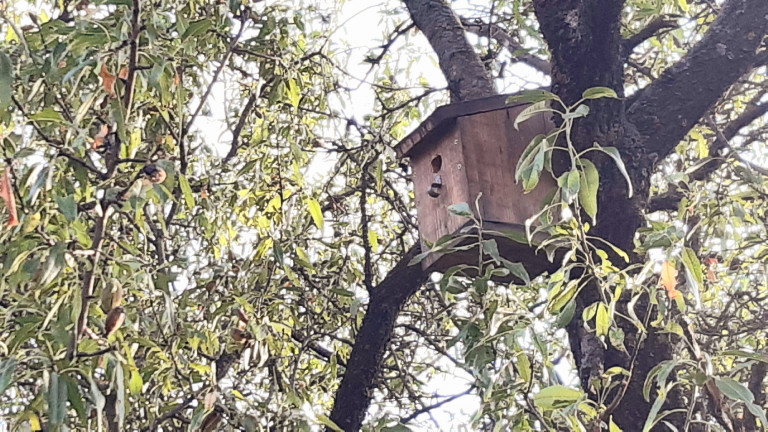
[
  {"xmin": 457, "ymin": 106, "xmax": 555, "ymax": 226},
  {"xmin": 409, "ymin": 124, "xmax": 472, "ymax": 247}
]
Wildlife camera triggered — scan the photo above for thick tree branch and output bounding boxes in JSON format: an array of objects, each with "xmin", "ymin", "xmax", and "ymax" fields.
[
  {"xmin": 459, "ymin": 17, "xmax": 552, "ymax": 75},
  {"xmin": 742, "ymin": 360, "xmax": 767, "ymax": 430},
  {"xmin": 403, "ymin": 0, "xmax": 495, "ymax": 102},
  {"xmin": 628, "ymin": 0, "xmax": 768, "ymax": 159}
]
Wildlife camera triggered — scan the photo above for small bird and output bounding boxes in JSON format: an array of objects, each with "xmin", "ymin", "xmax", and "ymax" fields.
[
  {"xmin": 104, "ymin": 306, "xmax": 126, "ymax": 338},
  {"xmin": 100, "ymin": 279, "xmax": 124, "ymax": 313},
  {"xmin": 141, "ymin": 165, "xmax": 167, "ymax": 184}
]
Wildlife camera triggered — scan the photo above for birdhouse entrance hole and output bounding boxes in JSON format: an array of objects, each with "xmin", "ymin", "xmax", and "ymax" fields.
[
  {"xmin": 431, "ymin": 155, "xmax": 442, "ymax": 173},
  {"xmin": 395, "ymin": 93, "xmax": 558, "ymax": 279}
]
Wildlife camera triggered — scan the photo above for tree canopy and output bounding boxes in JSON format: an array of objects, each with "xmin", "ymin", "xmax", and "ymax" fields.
[{"xmin": 0, "ymin": 0, "xmax": 767, "ymax": 431}]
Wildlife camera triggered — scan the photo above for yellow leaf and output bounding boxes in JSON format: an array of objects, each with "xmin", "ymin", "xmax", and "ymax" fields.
[
  {"xmin": 368, "ymin": 229, "xmax": 378, "ymax": 252},
  {"xmin": 596, "ymin": 303, "xmax": 610, "ymax": 336},
  {"xmin": 306, "ymin": 197, "xmax": 323, "ymax": 230}
]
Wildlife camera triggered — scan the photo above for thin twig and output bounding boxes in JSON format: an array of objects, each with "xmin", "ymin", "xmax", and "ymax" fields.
[
  {"xmin": 223, "ymin": 91, "xmax": 259, "ymax": 163},
  {"xmin": 181, "ymin": 21, "xmax": 247, "ymax": 173},
  {"xmin": 67, "ymin": 210, "xmax": 111, "ymax": 360},
  {"xmin": 122, "ymin": 0, "xmax": 142, "ymax": 114},
  {"xmin": 400, "ymin": 387, "xmax": 474, "ymax": 424}
]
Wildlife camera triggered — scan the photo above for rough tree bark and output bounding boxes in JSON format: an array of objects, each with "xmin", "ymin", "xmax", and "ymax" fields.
[{"xmin": 328, "ymin": 0, "xmax": 768, "ymax": 430}]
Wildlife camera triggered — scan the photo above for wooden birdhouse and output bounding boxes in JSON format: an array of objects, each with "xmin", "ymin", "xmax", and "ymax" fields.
[{"xmin": 395, "ymin": 94, "xmax": 558, "ymax": 277}]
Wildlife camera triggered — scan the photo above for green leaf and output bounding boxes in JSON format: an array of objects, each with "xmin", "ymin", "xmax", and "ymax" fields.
[
  {"xmin": 316, "ymin": 414, "xmax": 344, "ymax": 432},
  {"xmin": 368, "ymin": 229, "xmax": 379, "ymax": 253},
  {"xmin": 187, "ymin": 406, "xmax": 210, "ymax": 432},
  {"xmin": 582, "ymin": 87, "xmax": 619, "ymax": 100},
  {"xmin": 0, "ymin": 358, "xmax": 17, "ymax": 396},
  {"xmin": 373, "ymin": 159, "xmax": 383, "ymax": 193},
  {"xmin": 273, "ymin": 243, "xmax": 284, "ymax": 266},
  {"xmin": 447, "ymin": 202, "xmax": 473, "ymax": 218},
  {"xmin": 182, "ymin": 19, "xmax": 212, "ymax": 40},
  {"xmin": 745, "ymin": 401, "xmax": 768, "ymax": 426},
  {"xmin": 89, "ymin": 376, "xmax": 105, "ymax": 431},
  {"xmin": 680, "ymin": 247, "xmax": 703, "ymax": 290},
  {"xmin": 578, "ymin": 159, "xmax": 599, "ymax": 223},
  {"xmin": 178, "ymin": 174, "xmax": 195, "ymax": 209},
  {"xmin": 534, "ymin": 385, "xmax": 583, "ymax": 410},
  {"xmin": 129, "ymin": 369, "xmax": 143, "ymax": 395},
  {"xmin": 506, "ymin": 89, "xmax": 560, "ymax": 105},
  {"xmin": 30, "ymin": 107, "xmax": 65, "ymax": 123},
  {"xmin": 306, "ymin": 197, "xmax": 324, "ymax": 230},
  {"xmin": 481, "ymin": 239, "xmax": 500, "ymax": 262},
  {"xmin": 562, "ymin": 103, "xmax": 590, "ymax": 120},
  {"xmin": 595, "ymin": 146, "xmax": 633, "ymax": 198},
  {"xmin": 548, "ymin": 280, "xmax": 579, "ymax": 314},
  {"xmin": 48, "ymin": 372, "xmax": 68, "ymax": 427},
  {"xmin": 643, "ymin": 360, "xmax": 678, "ymax": 401},
  {"xmin": 514, "ymin": 101, "xmax": 554, "ymax": 130},
  {"xmin": 55, "ymin": 195, "xmax": 78, "ymax": 222},
  {"xmin": 641, "ymin": 391, "xmax": 667, "ymax": 432},
  {"xmin": 64, "ymin": 375, "xmax": 86, "ymax": 422},
  {"xmin": 0, "ymin": 50, "xmax": 12, "ymax": 111},
  {"xmin": 515, "ymin": 134, "xmax": 547, "ymax": 183},
  {"xmin": 720, "ymin": 350, "xmax": 768, "ymax": 363},
  {"xmin": 714, "ymin": 377, "xmax": 754, "ymax": 403},
  {"xmin": 555, "ymin": 299, "xmax": 576, "ymax": 327},
  {"xmin": 286, "ymin": 79, "xmax": 301, "ymax": 108},
  {"xmin": 500, "ymin": 258, "xmax": 530, "ymax": 284},
  {"xmin": 517, "ymin": 353, "xmax": 532, "ymax": 383},
  {"xmin": 409, "ymin": 250, "xmax": 431, "ymax": 266},
  {"xmin": 559, "ymin": 169, "xmax": 580, "ymax": 203},
  {"xmin": 330, "ymin": 288, "xmax": 355, "ymax": 297},
  {"xmin": 521, "ymin": 143, "xmax": 545, "ymax": 192},
  {"xmin": 596, "ymin": 303, "xmax": 610, "ymax": 336},
  {"xmin": 381, "ymin": 425, "xmax": 413, "ymax": 432}
]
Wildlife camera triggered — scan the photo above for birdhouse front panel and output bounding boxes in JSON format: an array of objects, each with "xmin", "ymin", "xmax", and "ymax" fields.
[{"xmin": 408, "ymin": 122, "xmax": 471, "ymax": 248}]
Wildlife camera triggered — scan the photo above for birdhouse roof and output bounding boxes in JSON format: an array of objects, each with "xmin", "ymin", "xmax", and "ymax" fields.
[{"xmin": 394, "ymin": 93, "xmax": 518, "ymax": 158}]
